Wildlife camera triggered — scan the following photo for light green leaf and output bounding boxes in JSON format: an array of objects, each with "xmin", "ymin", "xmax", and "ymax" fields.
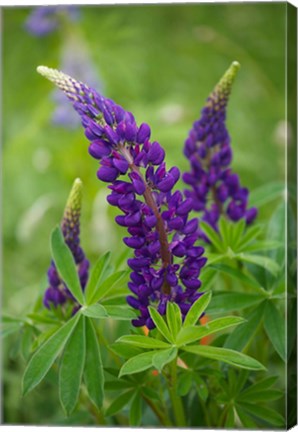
[
  {"xmin": 59, "ymin": 315, "xmax": 85, "ymax": 416},
  {"xmin": 105, "ymin": 390, "xmax": 135, "ymax": 416},
  {"xmin": 152, "ymin": 347, "xmax": 177, "ymax": 372},
  {"xmin": 218, "ymin": 217, "xmax": 231, "ymax": 247},
  {"xmin": 1, "ymin": 323, "xmax": 22, "ymax": 338},
  {"xmin": 263, "ymin": 301, "xmax": 286, "ymax": 361},
  {"xmin": 235, "ymin": 225, "xmax": 262, "ymax": 251},
  {"xmin": 109, "ymin": 342, "xmax": 142, "ymax": 359},
  {"xmin": 249, "ymin": 182, "xmax": 285, "ymax": 207},
  {"xmin": 224, "ymin": 302, "xmax": 265, "ymax": 351},
  {"xmin": 200, "ymin": 221, "xmax": 224, "ymax": 252},
  {"xmin": 51, "ymin": 227, "xmax": 85, "ymax": 305},
  {"xmin": 119, "ymin": 351, "xmax": 158, "ymax": 377},
  {"xmin": 207, "ymin": 292, "xmax": 263, "ymax": 314},
  {"xmin": 182, "ymin": 345, "xmax": 265, "ymax": 370},
  {"xmin": 130, "ymin": 391, "xmax": 142, "ymax": 426},
  {"xmin": 243, "ymin": 240, "xmax": 282, "ymax": 253},
  {"xmin": 166, "ymin": 302, "xmax": 182, "ymax": 339},
  {"xmin": 81, "ymin": 304, "xmax": 108, "ymax": 319},
  {"xmin": 88, "ymin": 270, "xmax": 128, "ymax": 304},
  {"xmin": 209, "ymin": 263, "xmax": 262, "ymax": 290},
  {"xmin": 230, "ymin": 219, "xmax": 246, "ymax": 248},
  {"xmin": 116, "ymin": 335, "xmax": 170, "ymax": 349},
  {"xmin": 199, "ymin": 267, "xmax": 217, "ymax": 290},
  {"xmin": 104, "ymin": 305, "xmax": 137, "ymax": 320},
  {"xmin": 22, "ymin": 313, "xmax": 80, "ymax": 395},
  {"xmin": 183, "ymin": 292, "xmax": 212, "ymax": 328},
  {"xmin": 238, "ymin": 402, "xmax": 284, "ymax": 426},
  {"xmin": 148, "ymin": 307, "xmax": 174, "ymax": 343},
  {"xmin": 177, "ymin": 316, "xmax": 244, "ymax": 346},
  {"xmin": 84, "ymin": 318, "xmax": 104, "ymax": 409},
  {"xmin": 85, "ymin": 252, "xmax": 111, "ymax": 305},
  {"xmin": 236, "ymin": 253, "xmax": 280, "ymax": 276}
]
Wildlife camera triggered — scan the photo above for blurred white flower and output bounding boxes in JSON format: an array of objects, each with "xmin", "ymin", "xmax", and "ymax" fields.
[{"xmin": 159, "ymin": 103, "xmax": 184, "ymax": 124}]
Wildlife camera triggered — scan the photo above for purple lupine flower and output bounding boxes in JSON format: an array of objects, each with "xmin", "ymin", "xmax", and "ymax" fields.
[
  {"xmin": 43, "ymin": 178, "xmax": 89, "ymax": 311},
  {"xmin": 182, "ymin": 62, "xmax": 258, "ymax": 240},
  {"xmin": 24, "ymin": 6, "xmax": 79, "ymax": 36},
  {"xmin": 37, "ymin": 66, "xmax": 207, "ymax": 329}
]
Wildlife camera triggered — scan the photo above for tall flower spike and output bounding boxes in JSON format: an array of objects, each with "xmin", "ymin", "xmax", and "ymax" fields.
[
  {"xmin": 182, "ymin": 62, "xmax": 257, "ymax": 240},
  {"xmin": 37, "ymin": 66, "xmax": 207, "ymax": 329},
  {"xmin": 44, "ymin": 178, "xmax": 89, "ymax": 311}
]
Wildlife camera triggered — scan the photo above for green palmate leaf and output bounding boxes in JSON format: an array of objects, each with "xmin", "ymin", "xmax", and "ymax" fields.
[
  {"xmin": 166, "ymin": 302, "xmax": 182, "ymax": 339},
  {"xmin": 209, "ymin": 263, "xmax": 262, "ymax": 290},
  {"xmin": 21, "ymin": 326, "xmax": 35, "ymax": 360},
  {"xmin": 148, "ymin": 307, "xmax": 174, "ymax": 343},
  {"xmin": 104, "ymin": 305, "xmax": 137, "ymax": 320},
  {"xmin": 236, "ymin": 405, "xmax": 258, "ymax": 428},
  {"xmin": 141, "ymin": 386, "xmax": 161, "ymax": 401},
  {"xmin": 244, "ymin": 240, "xmax": 282, "ymax": 253},
  {"xmin": 105, "ymin": 389, "xmax": 135, "ymax": 416},
  {"xmin": 59, "ymin": 315, "xmax": 86, "ymax": 416},
  {"xmin": 119, "ymin": 351, "xmax": 158, "ymax": 377},
  {"xmin": 22, "ymin": 313, "xmax": 80, "ymax": 395},
  {"xmin": 1, "ymin": 323, "xmax": 22, "ymax": 338},
  {"xmin": 218, "ymin": 217, "xmax": 232, "ymax": 247},
  {"xmin": 199, "ymin": 267, "xmax": 217, "ymax": 290},
  {"xmin": 152, "ymin": 347, "xmax": 177, "ymax": 372},
  {"xmin": 177, "ymin": 371, "xmax": 193, "ymax": 396},
  {"xmin": 194, "ymin": 375, "xmax": 208, "ymax": 401},
  {"xmin": 183, "ymin": 292, "xmax": 212, "ymax": 328},
  {"xmin": 88, "ymin": 270, "xmax": 128, "ymax": 304},
  {"xmin": 249, "ymin": 181, "xmax": 285, "ymax": 207},
  {"xmin": 81, "ymin": 304, "xmax": 108, "ymax": 319},
  {"xmin": 239, "ymin": 376, "xmax": 278, "ymax": 396},
  {"xmin": 84, "ymin": 318, "xmax": 104, "ymax": 409},
  {"xmin": 51, "ymin": 227, "xmax": 85, "ymax": 305},
  {"xmin": 27, "ymin": 313, "xmax": 60, "ymax": 325},
  {"xmin": 200, "ymin": 221, "xmax": 224, "ymax": 252},
  {"xmin": 84, "ymin": 251, "xmax": 111, "ymax": 305},
  {"xmin": 263, "ymin": 301, "xmax": 286, "ymax": 361},
  {"xmin": 109, "ymin": 342, "xmax": 142, "ymax": 359},
  {"xmin": 235, "ymin": 225, "xmax": 262, "ymax": 250},
  {"xmin": 130, "ymin": 391, "xmax": 142, "ymax": 426},
  {"xmin": 117, "ymin": 335, "xmax": 170, "ymax": 349},
  {"xmin": 224, "ymin": 302, "xmax": 265, "ymax": 351},
  {"xmin": 266, "ymin": 203, "xmax": 286, "ymax": 287},
  {"xmin": 236, "ymin": 253, "xmax": 280, "ymax": 276},
  {"xmin": 105, "ymin": 380, "xmax": 133, "ymax": 391},
  {"xmin": 225, "ymin": 406, "xmax": 235, "ymax": 427},
  {"xmin": 207, "ymin": 292, "xmax": 263, "ymax": 314},
  {"xmin": 238, "ymin": 389, "xmax": 283, "ymax": 402},
  {"xmin": 230, "ymin": 219, "xmax": 246, "ymax": 247},
  {"xmin": 204, "ymin": 252, "xmax": 226, "ymax": 265},
  {"xmin": 1, "ymin": 314, "xmax": 24, "ymax": 324},
  {"xmin": 177, "ymin": 316, "xmax": 245, "ymax": 346},
  {"xmin": 238, "ymin": 402, "xmax": 284, "ymax": 426},
  {"xmin": 182, "ymin": 345, "xmax": 265, "ymax": 370}
]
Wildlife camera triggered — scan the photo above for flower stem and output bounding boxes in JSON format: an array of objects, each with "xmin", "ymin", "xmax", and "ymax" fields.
[{"xmin": 168, "ymin": 359, "xmax": 186, "ymax": 426}]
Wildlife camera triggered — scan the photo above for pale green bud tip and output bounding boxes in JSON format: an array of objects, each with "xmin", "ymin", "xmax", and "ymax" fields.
[
  {"xmin": 216, "ymin": 61, "xmax": 240, "ymax": 94},
  {"xmin": 37, "ymin": 65, "xmax": 78, "ymax": 98},
  {"xmin": 65, "ymin": 178, "xmax": 83, "ymax": 215}
]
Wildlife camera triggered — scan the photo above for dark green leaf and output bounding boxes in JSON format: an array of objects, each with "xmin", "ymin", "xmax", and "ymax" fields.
[
  {"xmin": 152, "ymin": 347, "xmax": 177, "ymax": 372},
  {"xmin": 239, "ymin": 376, "xmax": 278, "ymax": 397},
  {"xmin": 21, "ymin": 325, "xmax": 34, "ymax": 360},
  {"xmin": 224, "ymin": 302, "xmax": 265, "ymax": 351},
  {"xmin": 81, "ymin": 304, "xmax": 108, "ymax": 319},
  {"xmin": 105, "ymin": 389, "xmax": 135, "ymax": 416},
  {"xmin": 225, "ymin": 406, "xmax": 235, "ymax": 427},
  {"xmin": 238, "ymin": 401, "xmax": 284, "ymax": 426},
  {"xmin": 207, "ymin": 292, "xmax": 263, "ymax": 314},
  {"xmin": 105, "ymin": 380, "xmax": 133, "ymax": 391},
  {"xmin": 119, "ymin": 351, "xmax": 158, "ymax": 377},
  {"xmin": 193, "ymin": 375, "xmax": 208, "ymax": 401},
  {"xmin": 148, "ymin": 307, "xmax": 173, "ymax": 343},
  {"xmin": 84, "ymin": 252, "xmax": 111, "ymax": 305},
  {"xmin": 117, "ymin": 335, "xmax": 170, "ymax": 349},
  {"xmin": 109, "ymin": 342, "xmax": 142, "ymax": 359},
  {"xmin": 238, "ymin": 389, "xmax": 283, "ymax": 402},
  {"xmin": 209, "ymin": 263, "xmax": 262, "ymax": 290},
  {"xmin": 59, "ymin": 315, "xmax": 85, "ymax": 415},
  {"xmin": 166, "ymin": 302, "xmax": 182, "ymax": 339},
  {"xmin": 84, "ymin": 318, "xmax": 104, "ymax": 409},
  {"xmin": 130, "ymin": 391, "xmax": 142, "ymax": 426},
  {"xmin": 236, "ymin": 405, "xmax": 258, "ymax": 428},
  {"xmin": 177, "ymin": 371, "xmax": 193, "ymax": 396},
  {"xmin": 263, "ymin": 301, "xmax": 286, "ymax": 361},
  {"xmin": 183, "ymin": 292, "xmax": 212, "ymax": 328},
  {"xmin": 236, "ymin": 253, "xmax": 280, "ymax": 276},
  {"xmin": 177, "ymin": 316, "xmax": 244, "ymax": 346},
  {"xmin": 51, "ymin": 227, "xmax": 85, "ymax": 305},
  {"xmin": 183, "ymin": 345, "xmax": 265, "ymax": 370},
  {"xmin": 22, "ymin": 313, "xmax": 80, "ymax": 395},
  {"xmin": 88, "ymin": 270, "xmax": 128, "ymax": 304}
]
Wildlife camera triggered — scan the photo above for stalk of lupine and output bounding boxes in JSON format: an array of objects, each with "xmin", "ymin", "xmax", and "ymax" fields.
[
  {"xmin": 182, "ymin": 62, "xmax": 257, "ymax": 240},
  {"xmin": 44, "ymin": 178, "xmax": 89, "ymax": 310},
  {"xmin": 37, "ymin": 66, "xmax": 207, "ymax": 329}
]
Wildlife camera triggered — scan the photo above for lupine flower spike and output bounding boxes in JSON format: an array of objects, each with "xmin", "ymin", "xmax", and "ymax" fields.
[
  {"xmin": 44, "ymin": 178, "xmax": 89, "ymax": 311},
  {"xmin": 182, "ymin": 61, "xmax": 258, "ymax": 240},
  {"xmin": 37, "ymin": 66, "xmax": 207, "ymax": 329}
]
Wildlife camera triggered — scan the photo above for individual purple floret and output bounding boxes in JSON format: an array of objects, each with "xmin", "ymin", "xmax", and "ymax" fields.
[
  {"xmin": 182, "ymin": 62, "xmax": 257, "ymax": 240},
  {"xmin": 24, "ymin": 6, "xmax": 79, "ymax": 36},
  {"xmin": 37, "ymin": 66, "xmax": 207, "ymax": 329},
  {"xmin": 43, "ymin": 178, "xmax": 89, "ymax": 311}
]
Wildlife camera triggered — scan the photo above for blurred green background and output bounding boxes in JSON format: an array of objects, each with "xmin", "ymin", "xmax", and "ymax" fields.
[{"xmin": 3, "ymin": 3, "xmax": 288, "ymax": 424}]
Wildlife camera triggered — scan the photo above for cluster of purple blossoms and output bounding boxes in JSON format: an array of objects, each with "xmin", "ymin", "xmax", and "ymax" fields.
[
  {"xmin": 38, "ymin": 66, "xmax": 207, "ymax": 329},
  {"xmin": 182, "ymin": 62, "xmax": 257, "ymax": 240},
  {"xmin": 25, "ymin": 6, "xmax": 79, "ymax": 36},
  {"xmin": 44, "ymin": 178, "xmax": 89, "ymax": 311}
]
